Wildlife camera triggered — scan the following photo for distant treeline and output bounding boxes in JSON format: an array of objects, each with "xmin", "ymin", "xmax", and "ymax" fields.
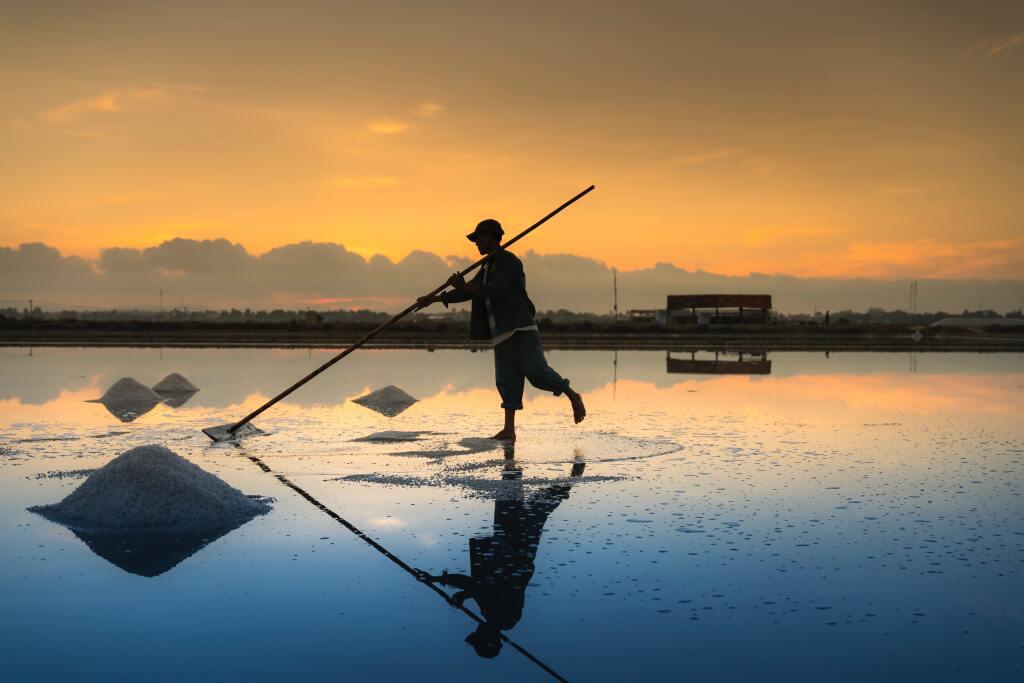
[{"xmin": 1, "ymin": 305, "xmax": 1020, "ymax": 326}]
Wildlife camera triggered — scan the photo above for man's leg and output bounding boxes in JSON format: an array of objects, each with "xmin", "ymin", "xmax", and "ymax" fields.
[
  {"xmin": 496, "ymin": 407, "xmax": 516, "ymax": 441},
  {"xmin": 517, "ymin": 332, "xmax": 586, "ymax": 424},
  {"xmin": 492, "ymin": 338, "xmax": 525, "ymax": 440}
]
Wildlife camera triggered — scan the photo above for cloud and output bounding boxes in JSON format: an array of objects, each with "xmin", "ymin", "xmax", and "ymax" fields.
[
  {"xmin": 741, "ymin": 225, "xmax": 847, "ymax": 248},
  {"xmin": 837, "ymin": 237, "xmax": 1024, "ymax": 279},
  {"xmin": 326, "ymin": 175, "xmax": 400, "ymax": 188},
  {"xmin": 414, "ymin": 101, "xmax": 444, "ymax": 119},
  {"xmin": 986, "ymin": 32, "xmax": 1024, "ymax": 58},
  {"xmin": 672, "ymin": 147, "xmax": 740, "ymax": 165},
  {"xmin": 704, "ymin": 236, "xmax": 1024, "ymax": 281},
  {"xmin": 366, "ymin": 119, "xmax": 409, "ymax": 134},
  {"xmin": 364, "ymin": 102, "xmax": 443, "ymax": 134},
  {"xmin": 877, "ymin": 184, "xmax": 925, "ymax": 196},
  {"xmin": 39, "ymin": 87, "xmax": 167, "ymax": 124},
  {"xmin": 24, "ymin": 84, "xmax": 204, "ymax": 137},
  {"xmin": 1, "ymin": 239, "xmax": 1022, "ymax": 314}
]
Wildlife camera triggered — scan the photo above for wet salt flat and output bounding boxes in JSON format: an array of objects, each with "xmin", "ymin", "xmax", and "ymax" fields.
[{"xmin": 1, "ymin": 347, "xmax": 1022, "ymax": 682}]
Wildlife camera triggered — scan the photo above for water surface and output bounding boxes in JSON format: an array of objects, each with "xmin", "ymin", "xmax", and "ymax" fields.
[{"xmin": 1, "ymin": 348, "xmax": 1021, "ymax": 681}]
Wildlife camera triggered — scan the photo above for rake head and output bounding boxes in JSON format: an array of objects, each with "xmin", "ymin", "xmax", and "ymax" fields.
[{"xmin": 202, "ymin": 423, "xmax": 265, "ymax": 442}]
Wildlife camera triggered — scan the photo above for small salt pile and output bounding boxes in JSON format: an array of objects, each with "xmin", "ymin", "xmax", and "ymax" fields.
[
  {"xmin": 29, "ymin": 444, "xmax": 270, "ymax": 531},
  {"xmin": 88, "ymin": 377, "xmax": 163, "ymax": 422},
  {"xmin": 152, "ymin": 372, "xmax": 199, "ymax": 395},
  {"xmin": 95, "ymin": 377, "xmax": 162, "ymax": 404},
  {"xmin": 152, "ymin": 372, "xmax": 199, "ymax": 408},
  {"xmin": 352, "ymin": 430, "xmax": 429, "ymax": 442},
  {"xmin": 352, "ymin": 385, "xmax": 418, "ymax": 417}
]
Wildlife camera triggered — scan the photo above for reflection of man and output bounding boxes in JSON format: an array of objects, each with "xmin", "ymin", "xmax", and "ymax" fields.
[
  {"xmin": 427, "ymin": 457, "xmax": 586, "ymax": 658},
  {"xmin": 416, "ymin": 219, "xmax": 586, "ymax": 441}
]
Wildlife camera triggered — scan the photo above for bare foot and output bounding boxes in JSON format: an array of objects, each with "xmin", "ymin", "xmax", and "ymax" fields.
[
  {"xmin": 490, "ymin": 429, "xmax": 516, "ymax": 441},
  {"xmin": 568, "ymin": 390, "xmax": 586, "ymax": 424}
]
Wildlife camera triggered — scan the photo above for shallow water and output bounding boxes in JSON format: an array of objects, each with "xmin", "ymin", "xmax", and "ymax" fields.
[{"xmin": 1, "ymin": 347, "xmax": 1021, "ymax": 682}]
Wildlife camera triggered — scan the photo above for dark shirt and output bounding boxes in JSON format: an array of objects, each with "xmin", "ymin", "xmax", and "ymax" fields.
[{"xmin": 440, "ymin": 249, "xmax": 537, "ymax": 341}]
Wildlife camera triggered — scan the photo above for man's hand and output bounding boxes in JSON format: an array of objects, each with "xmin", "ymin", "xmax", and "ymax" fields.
[
  {"xmin": 416, "ymin": 294, "xmax": 439, "ymax": 309},
  {"xmin": 446, "ymin": 272, "xmax": 468, "ymax": 292}
]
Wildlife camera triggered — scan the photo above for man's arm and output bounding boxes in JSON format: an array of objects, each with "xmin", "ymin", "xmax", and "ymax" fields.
[
  {"xmin": 417, "ymin": 289, "xmax": 472, "ymax": 309},
  {"xmin": 428, "ymin": 571, "xmax": 475, "ymax": 590},
  {"xmin": 439, "ymin": 289, "xmax": 473, "ymax": 306},
  {"xmin": 448, "ymin": 253, "xmax": 520, "ymax": 299}
]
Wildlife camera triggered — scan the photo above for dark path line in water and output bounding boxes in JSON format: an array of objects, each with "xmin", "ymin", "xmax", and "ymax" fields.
[{"xmin": 243, "ymin": 453, "xmax": 571, "ymax": 683}]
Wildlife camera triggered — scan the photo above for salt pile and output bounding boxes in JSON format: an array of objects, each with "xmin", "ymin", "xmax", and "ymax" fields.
[
  {"xmin": 88, "ymin": 377, "xmax": 163, "ymax": 422},
  {"xmin": 95, "ymin": 377, "xmax": 162, "ymax": 404},
  {"xmin": 29, "ymin": 444, "xmax": 270, "ymax": 531},
  {"xmin": 352, "ymin": 430, "xmax": 431, "ymax": 442},
  {"xmin": 352, "ymin": 385, "xmax": 418, "ymax": 417},
  {"xmin": 152, "ymin": 372, "xmax": 199, "ymax": 395},
  {"xmin": 152, "ymin": 372, "xmax": 199, "ymax": 408}
]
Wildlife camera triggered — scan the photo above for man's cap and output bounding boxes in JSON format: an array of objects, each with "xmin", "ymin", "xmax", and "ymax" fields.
[{"xmin": 466, "ymin": 218, "xmax": 504, "ymax": 242}]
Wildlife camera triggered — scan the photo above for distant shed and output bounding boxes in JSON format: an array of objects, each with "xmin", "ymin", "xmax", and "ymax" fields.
[
  {"xmin": 666, "ymin": 350, "xmax": 772, "ymax": 375},
  {"xmin": 667, "ymin": 294, "xmax": 772, "ymax": 324}
]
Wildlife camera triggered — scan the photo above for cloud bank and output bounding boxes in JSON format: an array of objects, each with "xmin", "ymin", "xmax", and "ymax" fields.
[{"xmin": 1, "ymin": 239, "xmax": 1021, "ymax": 314}]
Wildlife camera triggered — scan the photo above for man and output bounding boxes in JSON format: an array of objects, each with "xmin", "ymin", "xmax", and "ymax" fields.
[{"xmin": 417, "ymin": 218, "xmax": 585, "ymax": 440}]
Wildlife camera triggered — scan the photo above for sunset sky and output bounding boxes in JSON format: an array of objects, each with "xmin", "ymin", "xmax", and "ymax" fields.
[{"xmin": 2, "ymin": 0, "xmax": 1022, "ymax": 281}]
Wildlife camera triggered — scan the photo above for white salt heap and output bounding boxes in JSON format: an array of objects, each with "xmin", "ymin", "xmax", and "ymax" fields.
[
  {"xmin": 94, "ymin": 377, "xmax": 163, "ymax": 404},
  {"xmin": 89, "ymin": 377, "xmax": 164, "ymax": 422},
  {"xmin": 29, "ymin": 444, "xmax": 270, "ymax": 531},
  {"xmin": 152, "ymin": 372, "xmax": 199, "ymax": 394},
  {"xmin": 352, "ymin": 430, "xmax": 430, "ymax": 442},
  {"xmin": 352, "ymin": 385, "xmax": 418, "ymax": 417}
]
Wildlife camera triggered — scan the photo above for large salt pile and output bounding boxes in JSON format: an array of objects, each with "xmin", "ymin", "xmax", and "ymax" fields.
[
  {"xmin": 88, "ymin": 377, "xmax": 163, "ymax": 422},
  {"xmin": 29, "ymin": 444, "xmax": 270, "ymax": 531},
  {"xmin": 352, "ymin": 385, "xmax": 418, "ymax": 417},
  {"xmin": 152, "ymin": 372, "xmax": 199, "ymax": 408}
]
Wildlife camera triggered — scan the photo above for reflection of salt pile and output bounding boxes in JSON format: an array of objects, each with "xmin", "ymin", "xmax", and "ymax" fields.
[
  {"xmin": 29, "ymin": 444, "xmax": 270, "ymax": 530},
  {"xmin": 151, "ymin": 372, "xmax": 199, "ymax": 408},
  {"xmin": 87, "ymin": 377, "xmax": 163, "ymax": 422},
  {"xmin": 352, "ymin": 385, "xmax": 418, "ymax": 417}
]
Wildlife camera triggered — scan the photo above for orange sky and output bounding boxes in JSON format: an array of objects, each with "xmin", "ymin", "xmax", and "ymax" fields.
[{"xmin": 1, "ymin": 1, "xmax": 1022, "ymax": 279}]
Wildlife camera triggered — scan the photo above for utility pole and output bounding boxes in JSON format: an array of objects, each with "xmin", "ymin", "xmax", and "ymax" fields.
[
  {"xmin": 613, "ymin": 268, "xmax": 618, "ymax": 320},
  {"xmin": 159, "ymin": 289, "xmax": 164, "ymax": 316},
  {"xmin": 27, "ymin": 299, "xmax": 32, "ymax": 319}
]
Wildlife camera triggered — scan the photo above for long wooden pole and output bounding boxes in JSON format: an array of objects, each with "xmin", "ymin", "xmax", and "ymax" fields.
[{"xmin": 226, "ymin": 185, "xmax": 595, "ymax": 434}]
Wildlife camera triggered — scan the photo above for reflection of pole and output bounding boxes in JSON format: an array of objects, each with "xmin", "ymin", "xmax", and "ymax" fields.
[{"xmin": 612, "ymin": 350, "xmax": 618, "ymax": 400}]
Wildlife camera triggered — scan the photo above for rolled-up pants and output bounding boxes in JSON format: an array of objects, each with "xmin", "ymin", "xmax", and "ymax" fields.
[{"xmin": 493, "ymin": 331, "xmax": 570, "ymax": 410}]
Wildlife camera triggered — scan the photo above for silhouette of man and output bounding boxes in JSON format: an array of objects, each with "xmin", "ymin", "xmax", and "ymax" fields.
[
  {"xmin": 426, "ymin": 456, "xmax": 586, "ymax": 658},
  {"xmin": 417, "ymin": 219, "xmax": 586, "ymax": 440}
]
